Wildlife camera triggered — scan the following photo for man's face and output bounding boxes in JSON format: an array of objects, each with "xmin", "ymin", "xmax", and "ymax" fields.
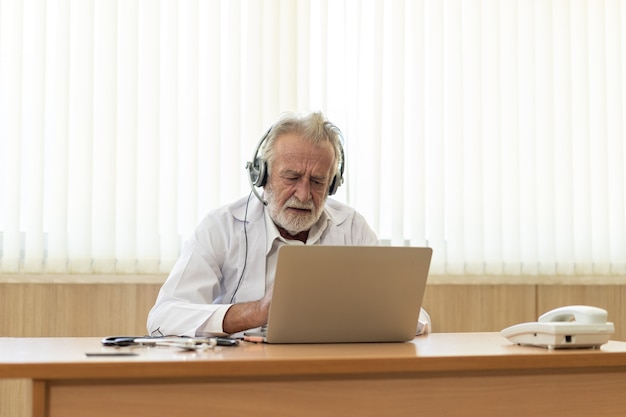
[{"xmin": 265, "ymin": 133, "xmax": 335, "ymax": 235}]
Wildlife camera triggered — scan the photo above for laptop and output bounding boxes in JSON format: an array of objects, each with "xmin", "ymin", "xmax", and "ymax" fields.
[{"xmin": 244, "ymin": 245, "xmax": 433, "ymax": 344}]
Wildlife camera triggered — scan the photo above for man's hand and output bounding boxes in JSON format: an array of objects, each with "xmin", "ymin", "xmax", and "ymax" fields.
[{"xmin": 222, "ymin": 283, "xmax": 274, "ymax": 334}]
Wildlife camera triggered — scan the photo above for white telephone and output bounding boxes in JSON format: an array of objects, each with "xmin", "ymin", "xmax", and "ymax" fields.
[{"xmin": 500, "ymin": 305, "xmax": 615, "ymax": 349}]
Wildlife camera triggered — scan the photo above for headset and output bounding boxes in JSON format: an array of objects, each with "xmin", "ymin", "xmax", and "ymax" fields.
[{"xmin": 245, "ymin": 124, "xmax": 345, "ymax": 205}]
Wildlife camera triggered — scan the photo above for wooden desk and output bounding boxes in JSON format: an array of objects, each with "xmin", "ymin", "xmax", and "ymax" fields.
[{"xmin": 2, "ymin": 333, "xmax": 626, "ymax": 417}]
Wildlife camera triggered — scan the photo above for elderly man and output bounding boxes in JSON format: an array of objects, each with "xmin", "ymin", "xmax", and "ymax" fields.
[{"xmin": 147, "ymin": 111, "xmax": 430, "ymax": 337}]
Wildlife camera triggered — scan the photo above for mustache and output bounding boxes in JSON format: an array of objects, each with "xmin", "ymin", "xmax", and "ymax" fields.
[{"xmin": 283, "ymin": 198, "xmax": 315, "ymax": 211}]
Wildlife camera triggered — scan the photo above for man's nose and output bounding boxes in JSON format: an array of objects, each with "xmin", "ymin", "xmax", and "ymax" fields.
[{"xmin": 294, "ymin": 179, "xmax": 312, "ymax": 201}]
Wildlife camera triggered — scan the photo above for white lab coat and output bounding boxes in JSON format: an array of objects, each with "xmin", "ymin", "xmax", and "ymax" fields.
[{"xmin": 147, "ymin": 194, "xmax": 430, "ymax": 337}]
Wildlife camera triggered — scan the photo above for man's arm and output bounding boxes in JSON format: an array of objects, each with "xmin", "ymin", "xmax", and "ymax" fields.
[{"xmin": 222, "ymin": 283, "xmax": 273, "ymax": 334}]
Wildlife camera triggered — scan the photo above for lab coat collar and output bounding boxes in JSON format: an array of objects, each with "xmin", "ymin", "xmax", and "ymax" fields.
[{"xmin": 230, "ymin": 193, "xmax": 266, "ymax": 224}]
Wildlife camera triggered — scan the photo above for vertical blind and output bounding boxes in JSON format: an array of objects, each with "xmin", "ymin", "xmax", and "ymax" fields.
[{"xmin": 0, "ymin": 0, "xmax": 624, "ymax": 277}]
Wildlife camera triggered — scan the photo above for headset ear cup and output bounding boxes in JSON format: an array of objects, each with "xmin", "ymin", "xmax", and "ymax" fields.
[
  {"xmin": 328, "ymin": 171, "xmax": 345, "ymax": 196},
  {"xmin": 328, "ymin": 136, "xmax": 345, "ymax": 196},
  {"xmin": 247, "ymin": 161, "xmax": 258, "ymax": 186},
  {"xmin": 254, "ymin": 158, "xmax": 268, "ymax": 187},
  {"xmin": 247, "ymin": 127, "xmax": 273, "ymax": 190},
  {"xmin": 328, "ymin": 175, "xmax": 338, "ymax": 196}
]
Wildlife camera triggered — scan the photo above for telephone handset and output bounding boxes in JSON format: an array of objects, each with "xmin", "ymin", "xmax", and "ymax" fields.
[
  {"xmin": 538, "ymin": 305, "xmax": 608, "ymax": 324},
  {"xmin": 501, "ymin": 305, "xmax": 614, "ymax": 349}
]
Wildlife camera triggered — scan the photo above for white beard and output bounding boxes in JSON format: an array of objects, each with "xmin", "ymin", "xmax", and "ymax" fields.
[{"xmin": 265, "ymin": 186, "xmax": 325, "ymax": 235}]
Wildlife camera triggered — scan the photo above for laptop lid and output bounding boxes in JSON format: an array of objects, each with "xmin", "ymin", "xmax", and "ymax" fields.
[{"xmin": 264, "ymin": 245, "xmax": 433, "ymax": 344}]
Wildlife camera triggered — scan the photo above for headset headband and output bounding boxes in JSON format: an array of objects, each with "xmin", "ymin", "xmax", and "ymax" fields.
[{"xmin": 245, "ymin": 125, "xmax": 344, "ymax": 204}]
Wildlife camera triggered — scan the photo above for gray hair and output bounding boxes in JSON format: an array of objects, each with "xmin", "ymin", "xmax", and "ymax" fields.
[{"xmin": 260, "ymin": 111, "xmax": 344, "ymax": 182}]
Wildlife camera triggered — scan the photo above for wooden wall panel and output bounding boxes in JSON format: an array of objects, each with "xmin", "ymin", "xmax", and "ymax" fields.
[
  {"xmin": 2, "ymin": 282, "xmax": 621, "ymax": 338},
  {"xmin": 0, "ymin": 283, "xmax": 161, "ymax": 337},
  {"xmin": 0, "ymin": 380, "xmax": 28, "ymax": 417},
  {"xmin": 421, "ymin": 284, "xmax": 537, "ymax": 333}
]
